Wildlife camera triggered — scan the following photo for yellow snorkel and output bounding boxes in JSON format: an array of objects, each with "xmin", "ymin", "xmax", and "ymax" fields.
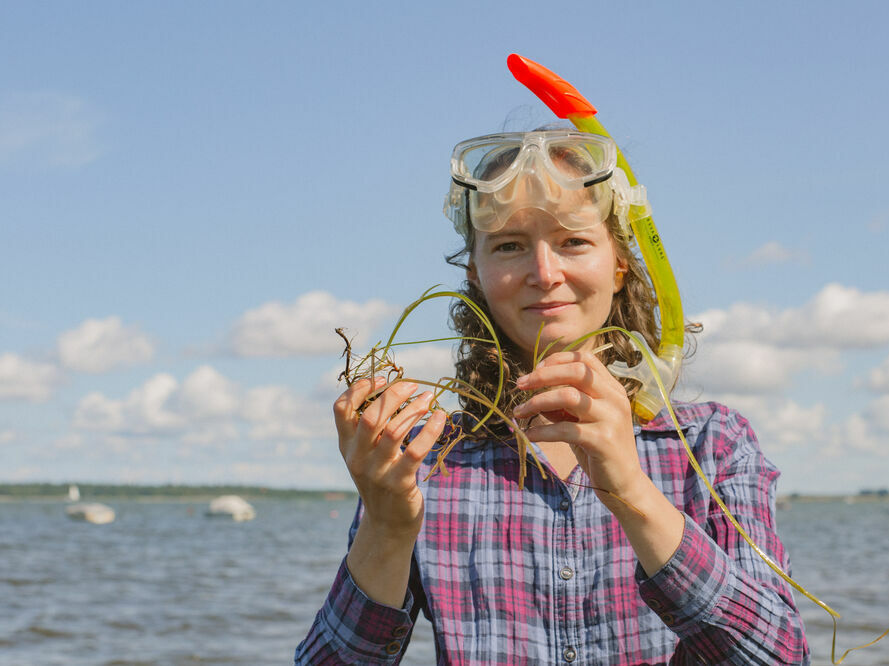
[{"xmin": 508, "ymin": 54, "xmax": 684, "ymax": 422}]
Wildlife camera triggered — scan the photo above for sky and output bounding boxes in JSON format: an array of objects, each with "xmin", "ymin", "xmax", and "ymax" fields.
[{"xmin": 1, "ymin": 1, "xmax": 888, "ymax": 494}]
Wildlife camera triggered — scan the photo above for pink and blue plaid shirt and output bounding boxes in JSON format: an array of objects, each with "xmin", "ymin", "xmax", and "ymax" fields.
[{"xmin": 296, "ymin": 402, "xmax": 809, "ymax": 665}]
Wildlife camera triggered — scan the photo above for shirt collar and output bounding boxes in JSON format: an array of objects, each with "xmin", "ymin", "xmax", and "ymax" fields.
[
  {"xmin": 445, "ymin": 412, "xmax": 504, "ymax": 451},
  {"xmin": 634, "ymin": 406, "xmax": 694, "ymax": 434}
]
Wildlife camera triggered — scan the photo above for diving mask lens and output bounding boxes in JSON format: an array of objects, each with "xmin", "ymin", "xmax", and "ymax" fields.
[
  {"xmin": 451, "ymin": 137, "xmax": 523, "ymax": 192},
  {"xmin": 545, "ymin": 138, "xmax": 612, "ymax": 185},
  {"xmin": 450, "ymin": 131, "xmax": 617, "ymax": 232}
]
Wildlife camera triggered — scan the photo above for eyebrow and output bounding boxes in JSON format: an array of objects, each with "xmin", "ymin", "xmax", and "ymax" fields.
[
  {"xmin": 482, "ymin": 225, "xmax": 603, "ymax": 244},
  {"xmin": 482, "ymin": 230, "xmax": 527, "ymax": 243}
]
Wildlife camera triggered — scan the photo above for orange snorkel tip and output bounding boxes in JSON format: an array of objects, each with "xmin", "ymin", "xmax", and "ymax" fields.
[{"xmin": 506, "ymin": 54, "xmax": 598, "ymax": 120}]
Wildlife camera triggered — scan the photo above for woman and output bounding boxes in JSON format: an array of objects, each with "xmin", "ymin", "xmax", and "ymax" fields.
[{"xmin": 296, "ymin": 129, "xmax": 809, "ymax": 664}]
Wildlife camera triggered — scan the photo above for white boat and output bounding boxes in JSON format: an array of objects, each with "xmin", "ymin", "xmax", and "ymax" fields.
[
  {"xmin": 68, "ymin": 484, "xmax": 81, "ymax": 502},
  {"xmin": 206, "ymin": 495, "xmax": 256, "ymax": 522},
  {"xmin": 65, "ymin": 502, "xmax": 115, "ymax": 524}
]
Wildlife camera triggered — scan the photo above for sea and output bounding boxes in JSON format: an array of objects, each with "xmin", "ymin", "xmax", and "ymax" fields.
[{"xmin": 1, "ymin": 495, "xmax": 887, "ymax": 666}]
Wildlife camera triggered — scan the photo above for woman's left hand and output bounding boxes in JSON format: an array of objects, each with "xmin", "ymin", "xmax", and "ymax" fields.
[{"xmin": 513, "ymin": 349, "xmax": 648, "ymax": 508}]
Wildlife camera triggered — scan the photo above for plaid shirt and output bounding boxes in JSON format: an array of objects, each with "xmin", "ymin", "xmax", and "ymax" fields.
[{"xmin": 296, "ymin": 402, "xmax": 809, "ymax": 665}]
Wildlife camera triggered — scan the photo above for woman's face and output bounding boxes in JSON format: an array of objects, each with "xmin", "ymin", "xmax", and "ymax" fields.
[{"xmin": 467, "ymin": 209, "xmax": 626, "ymax": 362}]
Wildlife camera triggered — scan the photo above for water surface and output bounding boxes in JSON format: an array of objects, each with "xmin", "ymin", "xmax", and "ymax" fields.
[{"xmin": 1, "ymin": 497, "xmax": 887, "ymax": 665}]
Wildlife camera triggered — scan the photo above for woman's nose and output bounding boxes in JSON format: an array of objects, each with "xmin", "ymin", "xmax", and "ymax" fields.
[{"xmin": 526, "ymin": 242, "xmax": 563, "ymax": 289}]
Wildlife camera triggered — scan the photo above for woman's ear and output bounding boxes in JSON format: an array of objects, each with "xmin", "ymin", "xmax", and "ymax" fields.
[{"xmin": 613, "ymin": 258, "xmax": 628, "ymax": 293}]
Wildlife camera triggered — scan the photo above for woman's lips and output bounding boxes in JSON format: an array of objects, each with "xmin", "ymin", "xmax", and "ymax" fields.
[{"xmin": 523, "ymin": 302, "xmax": 573, "ymax": 316}]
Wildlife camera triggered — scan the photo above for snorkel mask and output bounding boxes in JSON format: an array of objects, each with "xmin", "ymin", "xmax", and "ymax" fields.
[
  {"xmin": 444, "ymin": 54, "xmax": 685, "ymax": 422},
  {"xmin": 447, "ymin": 130, "xmax": 617, "ymax": 233}
]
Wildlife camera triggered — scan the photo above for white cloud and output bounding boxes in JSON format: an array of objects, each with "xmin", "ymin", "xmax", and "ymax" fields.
[
  {"xmin": 387, "ymin": 345, "xmax": 456, "ymax": 383},
  {"xmin": 698, "ymin": 284, "xmax": 889, "ymax": 349},
  {"xmin": 679, "ymin": 389, "xmax": 883, "ymax": 464},
  {"xmin": 757, "ymin": 399, "xmax": 828, "ymax": 449},
  {"xmin": 694, "ymin": 304, "xmax": 771, "ymax": 343},
  {"xmin": 863, "ymin": 395, "xmax": 889, "ymax": 434},
  {"xmin": 679, "ymin": 284, "xmax": 889, "ymax": 465},
  {"xmin": 316, "ymin": 364, "xmax": 348, "ymax": 397},
  {"xmin": 181, "ymin": 422, "xmax": 240, "ymax": 446},
  {"xmin": 73, "ymin": 391, "xmax": 126, "ymax": 431},
  {"xmin": 794, "ymin": 284, "xmax": 889, "ymax": 347},
  {"xmin": 740, "ymin": 241, "xmax": 808, "ymax": 267},
  {"xmin": 128, "ymin": 374, "xmax": 186, "ymax": 432},
  {"xmin": 829, "ymin": 395, "xmax": 889, "ymax": 456},
  {"xmin": 0, "ymin": 353, "xmax": 61, "ymax": 401},
  {"xmin": 177, "ymin": 365, "xmax": 240, "ymax": 419},
  {"xmin": 683, "ymin": 340, "xmax": 841, "ymax": 396},
  {"xmin": 0, "ymin": 91, "xmax": 102, "ymax": 168},
  {"xmin": 58, "ymin": 316, "xmax": 154, "ymax": 373},
  {"xmin": 686, "ymin": 341, "xmax": 834, "ymax": 395},
  {"xmin": 72, "ymin": 365, "xmax": 334, "ymax": 447},
  {"xmin": 74, "ymin": 373, "xmax": 183, "ymax": 434},
  {"xmin": 702, "ymin": 395, "xmax": 829, "ymax": 452},
  {"xmin": 230, "ymin": 291, "xmax": 394, "ymax": 357},
  {"xmin": 863, "ymin": 354, "xmax": 889, "ymax": 394},
  {"xmin": 686, "ymin": 283, "xmax": 889, "ymax": 396},
  {"xmin": 387, "ymin": 344, "xmax": 460, "ymax": 411},
  {"xmin": 241, "ymin": 385, "xmax": 331, "ymax": 441}
]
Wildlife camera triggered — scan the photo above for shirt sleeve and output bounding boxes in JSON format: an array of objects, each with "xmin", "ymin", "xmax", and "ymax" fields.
[
  {"xmin": 294, "ymin": 556, "xmax": 417, "ymax": 665},
  {"xmin": 636, "ymin": 407, "xmax": 810, "ymax": 665}
]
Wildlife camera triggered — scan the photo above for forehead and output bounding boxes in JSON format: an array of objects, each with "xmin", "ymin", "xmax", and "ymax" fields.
[{"xmin": 477, "ymin": 208, "xmax": 610, "ymax": 240}]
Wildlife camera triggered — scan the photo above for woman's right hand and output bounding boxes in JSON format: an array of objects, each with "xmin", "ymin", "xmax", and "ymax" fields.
[{"xmin": 334, "ymin": 377, "xmax": 446, "ymax": 540}]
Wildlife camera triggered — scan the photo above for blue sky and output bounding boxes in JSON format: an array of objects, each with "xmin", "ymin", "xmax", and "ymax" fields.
[{"xmin": 1, "ymin": 1, "xmax": 887, "ymax": 494}]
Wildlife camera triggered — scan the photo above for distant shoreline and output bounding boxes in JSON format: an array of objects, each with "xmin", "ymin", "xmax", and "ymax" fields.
[
  {"xmin": 0, "ymin": 483, "xmax": 357, "ymax": 501},
  {"xmin": 777, "ymin": 492, "xmax": 889, "ymax": 504},
  {"xmin": 1, "ymin": 482, "xmax": 886, "ymax": 503}
]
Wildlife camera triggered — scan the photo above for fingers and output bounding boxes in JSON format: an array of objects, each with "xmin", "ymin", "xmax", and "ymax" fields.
[
  {"xmin": 355, "ymin": 380, "xmax": 421, "ymax": 443},
  {"xmin": 333, "ymin": 376, "xmax": 386, "ymax": 434},
  {"xmin": 335, "ymin": 377, "xmax": 443, "ymax": 466},
  {"xmin": 516, "ymin": 350, "xmax": 623, "ymax": 398},
  {"xmin": 522, "ymin": 418, "xmax": 585, "ymax": 445},
  {"xmin": 513, "ymin": 349, "xmax": 632, "ymax": 431},
  {"xmin": 399, "ymin": 409, "xmax": 447, "ymax": 467},
  {"xmin": 516, "ymin": 361, "xmax": 597, "ymax": 395},
  {"xmin": 376, "ymin": 391, "xmax": 436, "ymax": 454},
  {"xmin": 513, "ymin": 385, "xmax": 592, "ymax": 421}
]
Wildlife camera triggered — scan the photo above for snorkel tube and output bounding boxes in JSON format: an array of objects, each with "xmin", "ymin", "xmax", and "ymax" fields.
[{"xmin": 507, "ymin": 54, "xmax": 684, "ymax": 422}]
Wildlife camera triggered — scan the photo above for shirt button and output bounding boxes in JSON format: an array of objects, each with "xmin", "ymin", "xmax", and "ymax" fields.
[
  {"xmin": 559, "ymin": 498, "xmax": 571, "ymax": 511},
  {"xmin": 563, "ymin": 646, "xmax": 577, "ymax": 662},
  {"xmin": 392, "ymin": 625, "xmax": 408, "ymax": 638},
  {"xmin": 385, "ymin": 641, "xmax": 401, "ymax": 655},
  {"xmin": 559, "ymin": 566, "xmax": 575, "ymax": 580},
  {"xmin": 646, "ymin": 597, "xmax": 663, "ymax": 611}
]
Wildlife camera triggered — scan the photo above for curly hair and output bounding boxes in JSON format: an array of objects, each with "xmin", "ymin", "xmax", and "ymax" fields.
[{"xmin": 445, "ymin": 211, "xmax": 684, "ymax": 435}]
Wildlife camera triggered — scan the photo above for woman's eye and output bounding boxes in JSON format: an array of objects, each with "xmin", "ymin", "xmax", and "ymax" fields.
[
  {"xmin": 564, "ymin": 237, "xmax": 590, "ymax": 248},
  {"xmin": 494, "ymin": 241, "xmax": 520, "ymax": 253}
]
